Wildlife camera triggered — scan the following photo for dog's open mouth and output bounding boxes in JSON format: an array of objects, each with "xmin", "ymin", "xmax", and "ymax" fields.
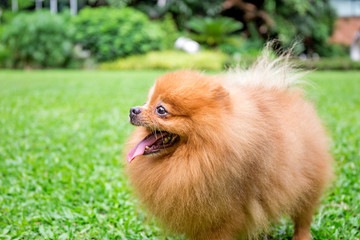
[{"xmin": 127, "ymin": 131, "xmax": 179, "ymax": 163}]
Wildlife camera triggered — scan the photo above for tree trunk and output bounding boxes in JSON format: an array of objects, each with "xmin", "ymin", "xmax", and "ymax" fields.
[
  {"xmin": 12, "ymin": 0, "xmax": 18, "ymax": 12},
  {"xmin": 70, "ymin": 0, "xmax": 77, "ymax": 15},
  {"xmin": 50, "ymin": 0, "xmax": 58, "ymax": 14},
  {"xmin": 35, "ymin": 0, "xmax": 43, "ymax": 10}
]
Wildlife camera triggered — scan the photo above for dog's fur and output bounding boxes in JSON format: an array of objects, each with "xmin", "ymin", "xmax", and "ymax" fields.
[{"xmin": 126, "ymin": 54, "xmax": 332, "ymax": 240}]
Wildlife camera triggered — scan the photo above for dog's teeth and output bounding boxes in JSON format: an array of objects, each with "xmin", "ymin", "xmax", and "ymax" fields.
[{"xmin": 145, "ymin": 146, "xmax": 150, "ymax": 150}]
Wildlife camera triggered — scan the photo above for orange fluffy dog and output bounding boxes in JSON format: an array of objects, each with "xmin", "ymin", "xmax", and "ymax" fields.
[{"xmin": 126, "ymin": 54, "xmax": 332, "ymax": 240}]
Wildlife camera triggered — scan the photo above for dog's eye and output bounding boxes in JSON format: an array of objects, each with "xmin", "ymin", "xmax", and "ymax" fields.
[{"xmin": 156, "ymin": 106, "xmax": 168, "ymax": 116}]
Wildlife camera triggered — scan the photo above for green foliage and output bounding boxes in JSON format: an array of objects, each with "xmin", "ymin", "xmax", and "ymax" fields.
[
  {"xmin": 265, "ymin": 0, "xmax": 336, "ymax": 55},
  {"xmin": 218, "ymin": 42, "xmax": 243, "ymax": 55},
  {"xmin": 107, "ymin": 0, "xmax": 131, "ymax": 8},
  {"xmin": 187, "ymin": 17, "xmax": 243, "ymax": 46},
  {"xmin": 296, "ymin": 57, "xmax": 360, "ymax": 70},
  {"xmin": 17, "ymin": 0, "xmax": 33, "ymax": 9},
  {"xmin": 224, "ymin": 54, "xmax": 259, "ymax": 69},
  {"xmin": 0, "ymin": 0, "xmax": 33, "ymax": 24},
  {"xmin": 244, "ymin": 21, "xmax": 265, "ymax": 50},
  {"xmin": 224, "ymin": 54, "xmax": 360, "ymax": 71},
  {"xmin": 0, "ymin": 70, "xmax": 359, "ymax": 239},
  {"xmin": 0, "ymin": 10, "xmax": 16, "ymax": 24},
  {"xmin": 0, "ymin": 26, "xmax": 6, "ymax": 66},
  {"xmin": 219, "ymin": 35, "xmax": 263, "ymax": 56},
  {"xmin": 315, "ymin": 44, "xmax": 349, "ymax": 58},
  {"xmin": 0, "ymin": 0, "xmax": 33, "ymax": 10},
  {"xmin": 167, "ymin": 0, "xmax": 223, "ymax": 29},
  {"xmin": 0, "ymin": 43, "xmax": 10, "ymax": 67},
  {"xmin": 155, "ymin": 13, "xmax": 179, "ymax": 49},
  {"xmin": 100, "ymin": 50, "xmax": 227, "ymax": 70},
  {"xmin": 135, "ymin": 0, "xmax": 223, "ymax": 29},
  {"xmin": 1, "ymin": 11, "xmax": 76, "ymax": 68},
  {"xmin": 72, "ymin": 7, "xmax": 164, "ymax": 62}
]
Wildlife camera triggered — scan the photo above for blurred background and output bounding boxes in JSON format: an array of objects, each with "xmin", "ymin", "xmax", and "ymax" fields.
[{"xmin": 0, "ymin": 0, "xmax": 360, "ymax": 71}]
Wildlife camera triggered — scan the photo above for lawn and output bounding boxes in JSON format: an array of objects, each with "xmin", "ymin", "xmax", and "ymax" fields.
[{"xmin": 0, "ymin": 70, "xmax": 359, "ymax": 239}]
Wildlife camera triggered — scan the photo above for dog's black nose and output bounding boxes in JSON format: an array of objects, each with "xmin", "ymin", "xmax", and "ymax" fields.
[{"xmin": 130, "ymin": 107, "xmax": 141, "ymax": 117}]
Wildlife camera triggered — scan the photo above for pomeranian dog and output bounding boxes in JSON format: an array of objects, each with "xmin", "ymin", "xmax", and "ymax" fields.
[{"xmin": 125, "ymin": 53, "xmax": 332, "ymax": 240}]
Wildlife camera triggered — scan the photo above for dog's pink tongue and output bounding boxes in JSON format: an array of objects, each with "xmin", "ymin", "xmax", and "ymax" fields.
[{"xmin": 127, "ymin": 134, "xmax": 157, "ymax": 163}]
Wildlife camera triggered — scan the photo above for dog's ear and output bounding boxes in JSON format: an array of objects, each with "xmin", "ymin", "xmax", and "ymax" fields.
[
  {"xmin": 211, "ymin": 85, "xmax": 232, "ymax": 111},
  {"xmin": 212, "ymin": 85, "xmax": 230, "ymax": 102}
]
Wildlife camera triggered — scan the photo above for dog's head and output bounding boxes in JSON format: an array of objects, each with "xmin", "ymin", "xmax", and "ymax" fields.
[{"xmin": 127, "ymin": 71, "xmax": 231, "ymax": 162}]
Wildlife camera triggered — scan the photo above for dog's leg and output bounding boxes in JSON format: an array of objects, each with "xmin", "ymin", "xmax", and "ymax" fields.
[
  {"xmin": 202, "ymin": 231, "xmax": 234, "ymax": 240},
  {"xmin": 193, "ymin": 226, "xmax": 236, "ymax": 240},
  {"xmin": 291, "ymin": 207, "xmax": 313, "ymax": 240}
]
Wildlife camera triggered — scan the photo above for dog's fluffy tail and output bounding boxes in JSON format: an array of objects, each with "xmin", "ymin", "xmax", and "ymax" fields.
[{"xmin": 225, "ymin": 48, "xmax": 305, "ymax": 90}]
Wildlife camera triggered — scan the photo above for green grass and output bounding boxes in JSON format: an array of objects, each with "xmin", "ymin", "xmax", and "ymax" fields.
[{"xmin": 0, "ymin": 70, "xmax": 359, "ymax": 239}]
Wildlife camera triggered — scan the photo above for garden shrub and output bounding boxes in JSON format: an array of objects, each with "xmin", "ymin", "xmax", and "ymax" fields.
[
  {"xmin": 1, "ymin": 11, "xmax": 76, "ymax": 68},
  {"xmin": 0, "ymin": 40, "xmax": 10, "ymax": 68},
  {"xmin": 295, "ymin": 57, "xmax": 360, "ymax": 70},
  {"xmin": 155, "ymin": 13, "xmax": 179, "ymax": 49},
  {"xmin": 221, "ymin": 50, "xmax": 360, "ymax": 70},
  {"xmin": 101, "ymin": 50, "xmax": 360, "ymax": 71},
  {"xmin": 0, "ymin": 45, "xmax": 10, "ymax": 68},
  {"xmin": 107, "ymin": 0, "xmax": 131, "ymax": 8},
  {"xmin": 72, "ymin": 7, "xmax": 164, "ymax": 62},
  {"xmin": 135, "ymin": 0, "xmax": 224, "ymax": 30},
  {"xmin": 314, "ymin": 44, "xmax": 349, "ymax": 58},
  {"xmin": 265, "ymin": 0, "xmax": 336, "ymax": 56},
  {"xmin": 100, "ymin": 50, "xmax": 227, "ymax": 70},
  {"xmin": 0, "ymin": 26, "xmax": 6, "ymax": 67},
  {"xmin": 187, "ymin": 17, "xmax": 243, "ymax": 46},
  {"xmin": 218, "ymin": 36, "xmax": 263, "ymax": 56}
]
